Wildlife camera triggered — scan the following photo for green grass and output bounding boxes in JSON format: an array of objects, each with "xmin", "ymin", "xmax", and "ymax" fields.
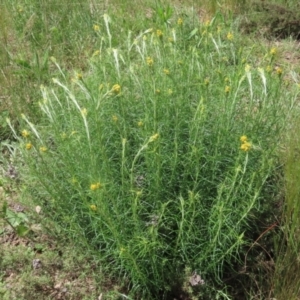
[
  {"xmin": 1, "ymin": 0, "xmax": 300, "ymax": 299},
  {"xmin": 272, "ymin": 115, "xmax": 300, "ymax": 299}
]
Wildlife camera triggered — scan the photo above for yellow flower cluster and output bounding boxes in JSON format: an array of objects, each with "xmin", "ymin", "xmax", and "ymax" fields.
[
  {"xmin": 146, "ymin": 57, "xmax": 153, "ymax": 67},
  {"xmin": 39, "ymin": 146, "xmax": 47, "ymax": 153},
  {"xmin": 90, "ymin": 182, "xmax": 101, "ymax": 191},
  {"xmin": 225, "ymin": 86, "xmax": 231, "ymax": 94},
  {"xmin": 156, "ymin": 29, "xmax": 163, "ymax": 37},
  {"xmin": 93, "ymin": 24, "xmax": 100, "ymax": 32},
  {"xmin": 25, "ymin": 143, "xmax": 32, "ymax": 150},
  {"xmin": 270, "ymin": 47, "xmax": 277, "ymax": 56},
  {"xmin": 149, "ymin": 133, "xmax": 159, "ymax": 142},
  {"xmin": 21, "ymin": 129, "xmax": 30, "ymax": 138},
  {"xmin": 112, "ymin": 84, "xmax": 121, "ymax": 94},
  {"xmin": 275, "ymin": 67, "xmax": 283, "ymax": 76},
  {"xmin": 227, "ymin": 32, "xmax": 234, "ymax": 41},
  {"xmin": 240, "ymin": 135, "xmax": 251, "ymax": 152},
  {"xmin": 163, "ymin": 68, "xmax": 170, "ymax": 75},
  {"xmin": 90, "ymin": 204, "xmax": 97, "ymax": 211}
]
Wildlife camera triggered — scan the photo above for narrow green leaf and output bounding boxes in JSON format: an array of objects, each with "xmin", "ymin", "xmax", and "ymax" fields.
[
  {"xmin": 1, "ymin": 201, "xmax": 8, "ymax": 218},
  {"xmin": 16, "ymin": 224, "xmax": 30, "ymax": 237}
]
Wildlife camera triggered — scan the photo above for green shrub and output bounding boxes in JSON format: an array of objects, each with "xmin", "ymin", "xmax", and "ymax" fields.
[{"xmin": 8, "ymin": 13, "xmax": 298, "ymax": 299}]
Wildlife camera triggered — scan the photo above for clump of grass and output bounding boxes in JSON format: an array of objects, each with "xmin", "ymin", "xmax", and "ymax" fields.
[
  {"xmin": 7, "ymin": 11, "xmax": 298, "ymax": 299},
  {"xmin": 273, "ymin": 113, "xmax": 300, "ymax": 299},
  {"xmin": 202, "ymin": 0, "xmax": 246, "ymax": 16}
]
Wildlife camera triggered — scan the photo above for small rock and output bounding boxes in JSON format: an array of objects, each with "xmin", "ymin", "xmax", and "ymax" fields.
[
  {"xmin": 189, "ymin": 272, "xmax": 205, "ymax": 286},
  {"xmin": 35, "ymin": 206, "xmax": 42, "ymax": 214},
  {"xmin": 13, "ymin": 204, "xmax": 25, "ymax": 212},
  {"xmin": 54, "ymin": 283, "xmax": 62, "ymax": 290},
  {"xmin": 5, "ymin": 164, "xmax": 18, "ymax": 180},
  {"xmin": 32, "ymin": 259, "xmax": 42, "ymax": 269}
]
